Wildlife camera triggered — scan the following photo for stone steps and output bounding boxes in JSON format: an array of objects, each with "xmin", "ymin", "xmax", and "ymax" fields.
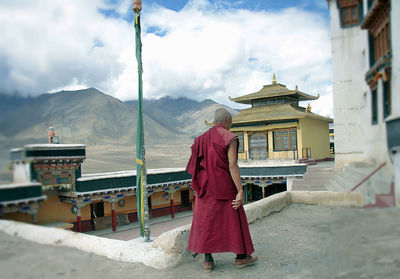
[
  {"xmin": 326, "ymin": 163, "xmax": 392, "ymax": 205},
  {"xmin": 292, "ymin": 161, "xmax": 394, "ymax": 207},
  {"xmin": 291, "ymin": 164, "xmax": 337, "ymax": 191}
]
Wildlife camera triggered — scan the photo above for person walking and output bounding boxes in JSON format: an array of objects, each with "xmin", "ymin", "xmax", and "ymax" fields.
[{"xmin": 186, "ymin": 108, "xmax": 258, "ymax": 272}]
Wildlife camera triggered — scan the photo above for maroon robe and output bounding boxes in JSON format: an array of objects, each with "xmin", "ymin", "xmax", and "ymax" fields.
[{"xmin": 186, "ymin": 124, "xmax": 254, "ymax": 255}]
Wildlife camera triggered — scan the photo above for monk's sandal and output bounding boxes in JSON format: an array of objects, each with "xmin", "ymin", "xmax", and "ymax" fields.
[
  {"xmin": 203, "ymin": 261, "xmax": 214, "ymax": 272},
  {"xmin": 235, "ymin": 255, "xmax": 258, "ymax": 268}
]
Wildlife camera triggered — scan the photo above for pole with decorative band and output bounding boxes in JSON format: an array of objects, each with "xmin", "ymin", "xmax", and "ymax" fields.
[{"xmin": 133, "ymin": 0, "xmax": 150, "ymax": 242}]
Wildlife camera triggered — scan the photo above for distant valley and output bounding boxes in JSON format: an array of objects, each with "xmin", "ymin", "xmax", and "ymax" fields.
[{"xmin": 0, "ymin": 88, "xmax": 238, "ymax": 182}]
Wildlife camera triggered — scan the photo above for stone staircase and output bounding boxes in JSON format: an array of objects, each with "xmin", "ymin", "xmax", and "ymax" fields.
[
  {"xmin": 326, "ymin": 162, "xmax": 393, "ymax": 206},
  {"xmin": 292, "ymin": 162, "xmax": 338, "ymax": 191},
  {"xmin": 292, "ymin": 161, "xmax": 394, "ymax": 208}
]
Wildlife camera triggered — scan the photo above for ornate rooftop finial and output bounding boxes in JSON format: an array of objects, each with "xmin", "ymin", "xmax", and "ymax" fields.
[
  {"xmin": 295, "ymin": 85, "xmax": 298, "ymax": 91},
  {"xmin": 272, "ymin": 73, "xmax": 277, "ymax": 85}
]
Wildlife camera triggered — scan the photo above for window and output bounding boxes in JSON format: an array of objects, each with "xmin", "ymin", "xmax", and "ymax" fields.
[
  {"xmin": 373, "ymin": 22, "xmax": 390, "ymax": 63},
  {"xmin": 249, "ymin": 133, "xmax": 267, "ymax": 160},
  {"xmin": 277, "ymin": 97, "xmax": 284, "ymax": 104},
  {"xmin": 252, "ymin": 99, "xmax": 267, "ymax": 107},
  {"xmin": 274, "ymin": 129, "xmax": 297, "ymax": 151},
  {"xmin": 383, "ymin": 79, "xmax": 391, "ymax": 119},
  {"xmin": 362, "ymin": 0, "xmax": 390, "ymax": 66},
  {"xmin": 371, "ymin": 89, "xmax": 378, "ymax": 125},
  {"xmin": 252, "ymin": 97, "xmax": 287, "ymax": 107},
  {"xmin": 342, "ymin": 5, "xmax": 359, "ymax": 26},
  {"xmin": 338, "ymin": 0, "xmax": 362, "ymax": 27}
]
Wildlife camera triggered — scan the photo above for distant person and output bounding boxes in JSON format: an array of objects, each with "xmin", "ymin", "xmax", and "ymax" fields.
[
  {"xmin": 48, "ymin": 127, "xmax": 55, "ymax": 144},
  {"xmin": 186, "ymin": 108, "xmax": 257, "ymax": 272}
]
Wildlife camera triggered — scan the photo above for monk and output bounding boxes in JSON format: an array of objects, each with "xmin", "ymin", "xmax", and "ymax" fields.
[{"xmin": 186, "ymin": 108, "xmax": 258, "ymax": 272}]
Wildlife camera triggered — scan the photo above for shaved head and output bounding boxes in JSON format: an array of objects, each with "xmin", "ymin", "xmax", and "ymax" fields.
[{"xmin": 214, "ymin": 108, "xmax": 232, "ymax": 124}]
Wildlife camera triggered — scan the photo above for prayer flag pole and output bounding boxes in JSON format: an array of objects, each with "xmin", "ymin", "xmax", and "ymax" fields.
[{"xmin": 133, "ymin": 0, "xmax": 150, "ymax": 241}]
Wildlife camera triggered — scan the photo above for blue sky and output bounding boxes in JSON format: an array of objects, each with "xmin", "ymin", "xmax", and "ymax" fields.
[
  {"xmin": 0, "ymin": 0, "xmax": 333, "ymax": 117},
  {"xmin": 148, "ymin": 0, "xmax": 328, "ymax": 13}
]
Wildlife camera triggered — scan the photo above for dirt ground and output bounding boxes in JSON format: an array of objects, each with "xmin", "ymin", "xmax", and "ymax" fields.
[{"xmin": 1, "ymin": 204, "xmax": 400, "ymax": 279}]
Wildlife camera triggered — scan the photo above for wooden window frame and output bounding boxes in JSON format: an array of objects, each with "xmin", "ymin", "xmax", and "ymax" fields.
[
  {"xmin": 273, "ymin": 129, "xmax": 297, "ymax": 151},
  {"xmin": 341, "ymin": 5, "xmax": 359, "ymax": 26},
  {"xmin": 338, "ymin": 0, "xmax": 362, "ymax": 27}
]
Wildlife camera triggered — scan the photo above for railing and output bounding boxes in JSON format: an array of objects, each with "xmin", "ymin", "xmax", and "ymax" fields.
[{"xmin": 350, "ymin": 162, "xmax": 386, "ymax": 192}]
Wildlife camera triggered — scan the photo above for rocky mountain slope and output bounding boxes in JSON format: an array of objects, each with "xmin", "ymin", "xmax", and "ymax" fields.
[{"xmin": 0, "ymin": 88, "xmax": 239, "ymax": 146}]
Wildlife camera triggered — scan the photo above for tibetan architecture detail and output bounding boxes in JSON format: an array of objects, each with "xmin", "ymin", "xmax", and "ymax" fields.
[
  {"xmin": 2, "ymin": 142, "xmax": 307, "ymax": 232},
  {"xmin": 230, "ymin": 75, "xmax": 333, "ymax": 162},
  {"xmin": 327, "ymin": 0, "xmax": 399, "ymax": 207},
  {"xmin": 0, "ymin": 182, "xmax": 46, "ymax": 224}
]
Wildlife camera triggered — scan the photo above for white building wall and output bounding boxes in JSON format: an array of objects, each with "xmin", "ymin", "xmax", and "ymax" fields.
[
  {"xmin": 328, "ymin": 0, "xmax": 398, "ymax": 204},
  {"xmin": 390, "ymin": 1, "xmax": 400, "ymax": 118},
  {"xmin": 13, "ymin": 162, "xmax": 31, "ymax": 183},
  {"xmin": 328, "ymin": 0, "xmax": 369, "ymax": 167},
  {"xmin": 388, "ymin": 0, "xmax": 400, "ymax": 206}
]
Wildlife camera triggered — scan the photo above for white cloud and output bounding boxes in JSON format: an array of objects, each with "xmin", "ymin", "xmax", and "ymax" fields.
[{"xmin": 0, "ymin": 0, "xmax": 333, "ymax": 116}]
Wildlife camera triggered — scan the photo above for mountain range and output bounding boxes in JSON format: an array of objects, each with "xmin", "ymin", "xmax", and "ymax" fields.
[{"xmin": 0, "ymin": 88, "xmax": 238, "ymax": 146}]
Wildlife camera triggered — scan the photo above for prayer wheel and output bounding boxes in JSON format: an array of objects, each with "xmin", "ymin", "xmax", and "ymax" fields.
[{"xmin": 132, "ymin": 0, "xmax": 142, "ymax": 12}]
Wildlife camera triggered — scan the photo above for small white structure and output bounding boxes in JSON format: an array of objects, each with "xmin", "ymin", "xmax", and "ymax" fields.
[{"xmin": 327, "ymin": 0, "xmax": 399, "ymax": 206}]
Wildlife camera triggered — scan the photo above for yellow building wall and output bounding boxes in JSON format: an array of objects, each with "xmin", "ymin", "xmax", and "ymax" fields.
[
  {"xmin": 3, "ymin": 189, "xmax": 193, "ymax": 226},
  {"xmin": 244, "ymin": 132, "xmax": 249, "ymax": 160},
  {"xmin": 297, "ymin": 127, "xmax": 303, "ymax": 158},
  {"xmin": 115, "ymin": 195, "xmax": 137, "ymax": 215},
  {"xmin": 2, "ymin": 211, "xmax": 33, "ymax": 223},
  {"xmin": 300, "ymin": 118, "xmax": 331, "ymax": 160},
  {"xmin": 267, "ymin": 131, "xmax": 274, "ymax": 158}
]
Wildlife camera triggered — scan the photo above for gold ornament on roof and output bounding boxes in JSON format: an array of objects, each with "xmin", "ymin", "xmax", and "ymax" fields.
[{"xmin": 272, "ymin": 73, "xmax": 277, "ymax": 85}]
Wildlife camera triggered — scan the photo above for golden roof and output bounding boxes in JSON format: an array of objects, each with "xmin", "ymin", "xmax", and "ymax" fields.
[
  {"xmin": 232, "ymin": 104, "xmax": 333, "ymax": 124},
  {"xmin": 230, "ymin": 74, "xmax": 319, "ymax": 105}
]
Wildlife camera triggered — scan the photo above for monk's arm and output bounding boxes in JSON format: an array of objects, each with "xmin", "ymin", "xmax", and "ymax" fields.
[{"xmin": 228, "ymin": 139, "xmax": 243, "ymax": 209}]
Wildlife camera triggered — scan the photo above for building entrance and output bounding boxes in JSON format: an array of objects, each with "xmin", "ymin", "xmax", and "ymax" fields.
[
  {"xmin": 90, "ymin": 202, "xmax": 104, "ymax": 229},
  {"xmin": 180, "ymin": 189, "xmax": 191, "ymax": 208}
]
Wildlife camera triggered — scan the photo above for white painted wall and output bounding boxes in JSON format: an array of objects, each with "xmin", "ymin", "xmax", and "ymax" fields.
[
  {"xmin": 390, "ymin": 1, "xmax": 400, "ymax": 118},
  {"xmin": 328, "ymin": 0, "xmax": 369, "ymax": 167},
  {"xmin": 388, "ymin": 0, "xmax": 400, "ymax": 206},
  {"xmin": 13, "ymin": 162, "xmax": 31, "ymax": 183},
  {"xmin": 328, "ymin": 0, "xmax": 396, "ymax": 203}
]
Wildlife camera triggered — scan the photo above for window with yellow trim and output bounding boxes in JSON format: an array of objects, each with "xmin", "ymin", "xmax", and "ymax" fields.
[{"xmin": 273, "ymin": 129, "xmax": 297, "ymax": 151}]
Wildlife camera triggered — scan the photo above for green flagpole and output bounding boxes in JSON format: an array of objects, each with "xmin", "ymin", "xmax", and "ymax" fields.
[{"xmin": 133, "ymin": 0, "xmax": 150, "ymax": 241}]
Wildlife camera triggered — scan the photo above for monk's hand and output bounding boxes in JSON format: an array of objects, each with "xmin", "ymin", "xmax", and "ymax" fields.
[{"xmin": 232, "ymin": 191, "xmax": 244, "ymax": 210}]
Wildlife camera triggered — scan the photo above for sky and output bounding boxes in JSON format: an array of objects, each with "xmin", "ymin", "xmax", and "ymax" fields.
[{"xmin": 0, "ymin": 0, "xmax": 333, "ymax": 117}]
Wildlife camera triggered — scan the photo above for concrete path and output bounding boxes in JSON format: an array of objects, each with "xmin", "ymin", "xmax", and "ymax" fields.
[{"xmin": 1, "ymin": 204, "xmax": 400, "ymax": 278}]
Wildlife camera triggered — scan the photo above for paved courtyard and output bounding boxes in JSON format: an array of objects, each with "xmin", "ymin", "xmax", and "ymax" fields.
[{"xmin": 1, "ymin": 204, "xmax": 400, "ymax": 278}]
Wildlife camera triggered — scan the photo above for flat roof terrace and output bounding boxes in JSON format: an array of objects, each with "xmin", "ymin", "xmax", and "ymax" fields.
[{"xmin": 69, "ymin": 164, "xmax": 306, "ymax": 196}]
